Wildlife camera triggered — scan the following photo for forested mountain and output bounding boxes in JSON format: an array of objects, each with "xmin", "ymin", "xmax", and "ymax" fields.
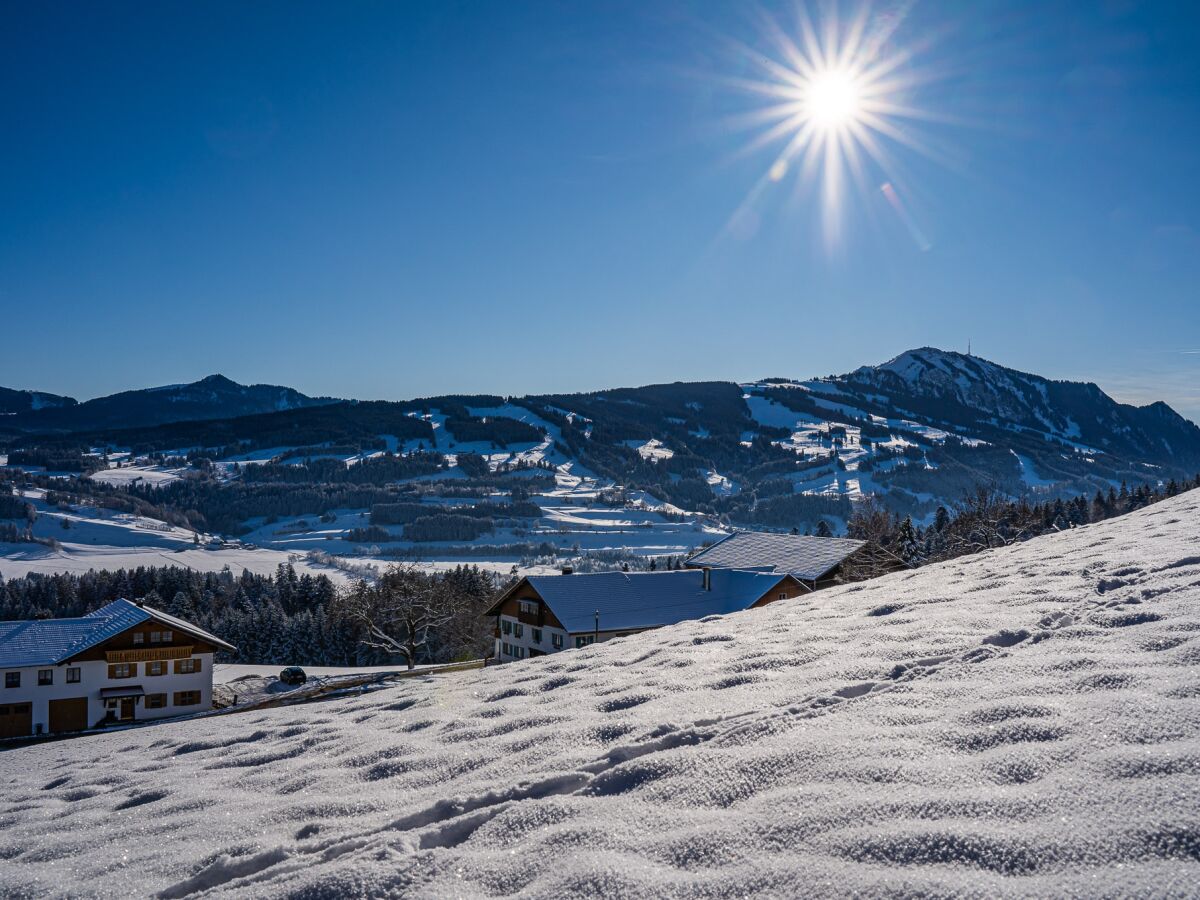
[
  {"xmin": 3, "ymin": 349, "xmax": 1198, "ymax": 534},
  {"xmin": 1, "ymin": 373, "xmax": 335, "ymax": 433}
]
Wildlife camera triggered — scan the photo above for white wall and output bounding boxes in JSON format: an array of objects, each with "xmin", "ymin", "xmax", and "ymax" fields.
[
  {"xmin": 1, "ymin": 652, "xmax": 214, "ymax": 734},
  {"xmin": 495, "ymin": 615, "xmax": 646, "ymax": 662},
  {"xmin": 496, "ymin": 614, "xmax": 569, "ymax": 660}
]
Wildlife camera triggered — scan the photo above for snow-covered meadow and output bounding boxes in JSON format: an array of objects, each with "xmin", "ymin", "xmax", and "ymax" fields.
[
  {"xmin": 2, "ymin": 490, "xmax": 1198, "ymax": 896},
  {"xmin": 0, "ymin": 488, "xmax": 371, "ymax": 584}
]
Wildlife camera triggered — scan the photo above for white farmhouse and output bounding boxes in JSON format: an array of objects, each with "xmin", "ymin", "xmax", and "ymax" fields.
[{"xmin": 0, "ymin": 598, "xmax": 234, "ymax": 738}]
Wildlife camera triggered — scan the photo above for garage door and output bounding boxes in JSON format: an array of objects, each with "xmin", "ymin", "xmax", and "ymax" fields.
[
  {"xmin": 49, "ymin": 697, "xmax": 89, "ymax": 734},
  {"xmin": 0, "ymin": 702, "xmax": 32, "ymax": 739}
]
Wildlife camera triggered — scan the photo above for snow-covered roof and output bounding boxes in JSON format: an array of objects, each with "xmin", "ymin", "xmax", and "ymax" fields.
[
  {"xmin": 499, "ymin": 568, "xmax": 795, "ymax": 634},
  {"xmin": 686, "ymin": 530, "xmax": 867, "ymax": 581},
  {"xmin": 0, "ymin": 598, "xmax": 233, "ymax": 668}
]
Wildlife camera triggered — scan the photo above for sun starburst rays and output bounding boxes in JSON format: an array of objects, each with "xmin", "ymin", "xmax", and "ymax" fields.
[{"xmin": 718, "ymin": 4, "xmax": 939, "ymax": 251}]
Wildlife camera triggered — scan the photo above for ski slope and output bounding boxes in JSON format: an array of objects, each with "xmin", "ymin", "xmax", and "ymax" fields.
[{"xmin": 2, "ymin": 491, "xmax": 1198, "ymax": 897}]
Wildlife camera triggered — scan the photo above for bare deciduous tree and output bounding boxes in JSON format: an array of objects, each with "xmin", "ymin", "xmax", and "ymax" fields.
[{"xmin": 342, "ymin": 565, "xmax": 458, "ymax": 670}]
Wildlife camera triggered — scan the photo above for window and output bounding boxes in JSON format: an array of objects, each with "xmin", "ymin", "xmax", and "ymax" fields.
[
  {"xmin": 132, "ymin": 632, "xmax": 145, "ymax": 645},
  {"xmin": 514, "ymin": 646, "xmax": 525, "ymax": 659},
  {"xmin": 551, "ymin": 633, "xmax": 563, "ymax": 649},
  {"xmin": 173, "ymin": 691, "xmax": 201, "ymax": 706},
  {"xmin": 532, "ymin": 628, "xmax": 542, "ymax": 644},
  {"xmin": 4, "ymin": 672, "xmax": 18, "ymax": 689},
  {"xmin": 501, "ymin": 619, "xmax": 512, "ymax": 635},
  {"xmin": 161, "ymin": 630, "xmax": 173, "ymax": 642},
  {"xmin": 150, "ymin": 631, "xmax": 162, "ymax": 643},
  {"xmin": 513, "ymin": 623, "xmax": 524, "ymax": 639},
  {"xmin": 575, "ymin": 636, "xmax": 595, "ymax": 649},
  {"xmin": 779, "ymin": 592, "xmax": 787, "ymax": 601},
  {"xmin": 145, "ymin": 693, "xmax": 167, "ymax": 709},
  {"xmin": 174, "ymin": 658, "xmax": 200, "ymax": 675},
  {"xmin": 518, "ymin": 599, "xmax": 538, "ymax": 615},
  {"xmin": 501, "ymin": 642, "xmax": 511, "ymax": 657},
  {"xmin": 146, "ymin": 661, "xmax": 168, "ymax": 676},
  {"xmin": 66, "ymin": 667, "xmax": 80, "ymax": 684},
  {"xmin": 108, "ymin": 663, "xmax": 136, "ymax": 679},
  {"xmin": 38, "ymin": 670, "xmax": 53, "ymax": 686}
]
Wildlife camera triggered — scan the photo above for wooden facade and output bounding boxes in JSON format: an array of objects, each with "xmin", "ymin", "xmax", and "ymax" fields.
[
  {"xmin": 69, "ymin": 620, "xmax": 220, "ymax": 663},
  {"xmin": 489, "ymin": 585, "xmax": 566, "ymax": 631}
]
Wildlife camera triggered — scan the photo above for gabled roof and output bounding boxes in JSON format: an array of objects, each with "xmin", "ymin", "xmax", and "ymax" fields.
[
  {"xmin": 0, "ymin": 598, "xmax": 234, "ymax": 669},
  {"xmin": 489, "ymin": 568, "xmax": 797, "ymax": 634},
  {"xmin": 686, "ymin": 531, "xmax": 867, "ymax": 581}
]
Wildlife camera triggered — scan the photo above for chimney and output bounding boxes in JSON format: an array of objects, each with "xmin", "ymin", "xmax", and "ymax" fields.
[
  {"xmin": 561, "ymin": 566, "xmax": 574, "ymax": 575},
  {"xmin": 702, "ymin": 568, "xmax": 711, "ymax": 591}
]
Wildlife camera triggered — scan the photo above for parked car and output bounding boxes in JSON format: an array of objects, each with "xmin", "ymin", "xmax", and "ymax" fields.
[{"xmin": 279, "ymin": 666, "xmax": 307, "ymax": 686}]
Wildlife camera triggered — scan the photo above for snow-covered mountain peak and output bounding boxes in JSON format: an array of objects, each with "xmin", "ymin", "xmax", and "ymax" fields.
[{"xmin": 858, "ymin": 347, "xmax": 1038, "ymax": 399}]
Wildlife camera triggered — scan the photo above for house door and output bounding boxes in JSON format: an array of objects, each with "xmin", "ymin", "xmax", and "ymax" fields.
[
  {"xmin": 119, "ymin": 698, "xmax": 135, "ymax": 721},
  {"xmin": 0, "ymin": 703, "xmax": 32, "ymax": 739}
]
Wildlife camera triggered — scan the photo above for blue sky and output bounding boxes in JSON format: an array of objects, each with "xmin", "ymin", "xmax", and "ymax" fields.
[{"xmin": 2, "ymin": 1, "xmax": 1198, "ymax": 420}]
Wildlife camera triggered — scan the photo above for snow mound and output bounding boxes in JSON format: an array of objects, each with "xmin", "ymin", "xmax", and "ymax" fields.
[{"xmin": 3, "ymin": 492, "xmax": 1200, "ymax": 896}]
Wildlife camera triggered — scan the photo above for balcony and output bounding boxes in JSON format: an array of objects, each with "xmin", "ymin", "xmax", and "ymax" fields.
[{"xmin": 516, "ymin": 601, "xmax": 543, "ymax": 627}]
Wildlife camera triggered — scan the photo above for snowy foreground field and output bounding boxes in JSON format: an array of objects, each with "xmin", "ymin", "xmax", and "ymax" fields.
[{"xmin": 2, "ymin": 494, "xmax": 1200, "ymax": 897}]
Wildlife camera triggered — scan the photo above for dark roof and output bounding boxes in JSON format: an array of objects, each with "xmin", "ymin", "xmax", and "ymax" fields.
[
  {"xmin": 686, "ymin": 531, "xmax": 867, "ymax": 581},
  {"xmin": 491, "ymin": 568, "xmax": 795, "ymax": 634},
  {"xmin": 0, "ymin": 598, "xmax": 234, "ymax": 668}
]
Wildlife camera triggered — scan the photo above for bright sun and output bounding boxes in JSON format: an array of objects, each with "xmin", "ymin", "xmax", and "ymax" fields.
[
  {"xmin": 805, "ymin": 69, "xmax": 862, "ymax": 129},
  {"xmin": 718, "ymin": 5, "xmax": 939, "ymax": 249}
]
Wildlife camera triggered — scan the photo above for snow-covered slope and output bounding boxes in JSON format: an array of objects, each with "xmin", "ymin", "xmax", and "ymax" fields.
[{"xmin": 3, "ymin": 492, "xmax": 1199, "ymax": 897}]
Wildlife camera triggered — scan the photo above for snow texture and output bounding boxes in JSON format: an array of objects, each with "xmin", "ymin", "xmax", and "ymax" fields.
[{"xmin": 2, "ymin": 492, "xmax": 1200, "ymax": 897}]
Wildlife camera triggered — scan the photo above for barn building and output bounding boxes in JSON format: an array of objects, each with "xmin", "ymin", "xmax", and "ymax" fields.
[
  {"xmin": 0, "ymin": 598, "xmax": 234, "ymax": 739},
  {"xmin": 486, "ymin": 568, "xmax": 808, "ymax": 663},
  {"xmin": 685, "ymin": 531, "xmax": 907, "ymax": 589}
]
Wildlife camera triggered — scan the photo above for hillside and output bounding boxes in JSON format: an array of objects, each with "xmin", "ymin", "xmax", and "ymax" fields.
[
  {"xmin": 0, "ymin": 385, "xmax": 76, "ymax": 416},
  {"xmin": 2, "ymin": 490, "xmax": 1198, "ymax": 897}
]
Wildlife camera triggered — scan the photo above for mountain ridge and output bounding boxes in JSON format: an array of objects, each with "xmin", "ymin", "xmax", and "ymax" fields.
[
  {"xmin": 3, "ymin": 349, "xmax": 1197, "ymax": 526},
  {"xmin": 837, "ymin": 347, "xmax": 1200, "ymax": 464},
  {"xmin": 0, "ymin": 386, "xmax": 77, "ymax": 416},
  {"xmin": 1, "ymin": 374, "xmax": 338, "ymax": 433}
]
